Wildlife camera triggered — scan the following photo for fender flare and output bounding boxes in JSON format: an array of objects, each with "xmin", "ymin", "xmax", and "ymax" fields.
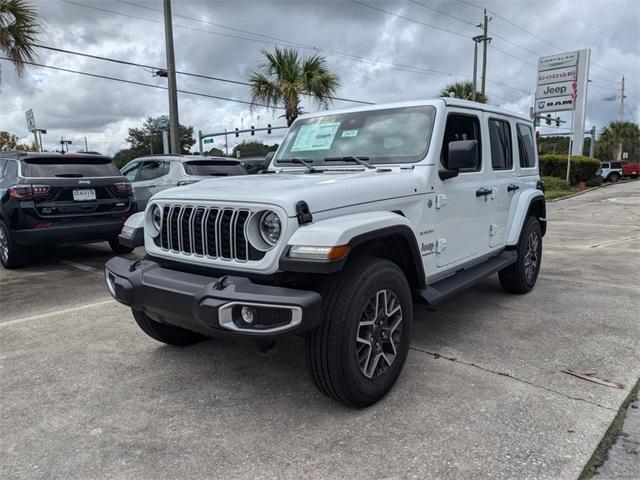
[
  {"xmin": 506, "ymin": 190, "xmax": 546, "ymax": 246},
  {"xmin": 280, "ymin": 211, "xmax": 426, "ymax": 287}
]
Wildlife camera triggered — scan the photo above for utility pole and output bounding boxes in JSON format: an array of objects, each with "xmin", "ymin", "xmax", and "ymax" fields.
[
  {"xmin": 84, "ymin": 137, "xmax": 88, "ymax": 151},
  {"xmin": 163, "ymin": 0, "xmax": 181, "ymax": 154},
  {"xmin": 619, "ymin": 75, "xmax": 625, "ymax": 121},
  {"xmin": 225, "ymin": 129, "xmax": 229, "ymax": 156},
  {"xmin": 589, "ymin": 126, "xmax": 596, "ymax": 158},
  {"xmin": 471, "ymin": 35, "xmax": 483, "ymax": 101},
  {"xmin": 480, "ymin": 10, "xmax": 491, "ymax": 98}
]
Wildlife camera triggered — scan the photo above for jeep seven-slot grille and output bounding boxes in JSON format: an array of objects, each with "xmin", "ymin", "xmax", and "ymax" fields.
[{"xmin": 158, "ymin": 205, "xmax": 264, "ymax": 261}]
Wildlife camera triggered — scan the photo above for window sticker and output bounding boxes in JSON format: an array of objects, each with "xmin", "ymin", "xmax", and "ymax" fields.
[
  {"xmin": 341, "ymin": 129, "xmax": 359, "ymax": 138},
  {"xmin": 291, "ymin": 122, "xmax": 341, "ymax": 151}
]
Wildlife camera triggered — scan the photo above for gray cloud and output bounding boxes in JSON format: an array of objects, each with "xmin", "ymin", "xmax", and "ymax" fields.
[{"xmin": 1, "ymin": 0, "xmax": 638, "ymax": 155}]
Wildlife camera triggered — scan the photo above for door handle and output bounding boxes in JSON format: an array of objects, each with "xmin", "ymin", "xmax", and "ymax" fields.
[
  {"xmin": 507, "ymin": 184, "xmax": 520, "ymax": 192},
  {"xmin": 476, "ymin": 187, "xmax": 492, "ymax": 197}
]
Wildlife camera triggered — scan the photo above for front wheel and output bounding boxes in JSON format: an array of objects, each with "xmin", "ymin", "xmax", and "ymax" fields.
[
  {"xmin": 109, "ymin": 238, "xmax": 134, "ymax": 254},
  {"xmin": 499, "ymin": 216, "xmax": 542, "ymax": 294},
  {"xmin": 305, "ymin": 257, "xmax": 413, "ymax": 408}
]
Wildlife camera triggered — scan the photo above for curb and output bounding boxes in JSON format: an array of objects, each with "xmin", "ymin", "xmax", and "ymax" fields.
[{"xmin": 549, "ymin": 179, "xmax": 638, "ymax": 203}]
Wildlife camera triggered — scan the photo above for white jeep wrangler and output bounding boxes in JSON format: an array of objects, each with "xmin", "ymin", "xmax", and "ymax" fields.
[{"xmin": 105, "ymin": 98, "xmax": 546, "ymax": 407}]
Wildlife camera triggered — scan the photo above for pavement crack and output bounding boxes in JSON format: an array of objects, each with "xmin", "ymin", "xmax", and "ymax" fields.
[{"xmin": 410, "ymin": 346, "xmax": 618, "ymax": 412}]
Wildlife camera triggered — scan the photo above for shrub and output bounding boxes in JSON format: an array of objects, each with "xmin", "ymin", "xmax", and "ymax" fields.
[
  {"xmin": 541, "ymin": 176, "xmax": 569, "ymax": 191},
  {"xmin": 538, "ymin": 154, "xmax": 601, "ymax": 185}
]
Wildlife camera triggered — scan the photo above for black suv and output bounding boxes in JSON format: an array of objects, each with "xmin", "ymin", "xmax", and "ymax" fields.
[{"xmin": 0, "ymin": 152, "xmax": 136, "ymax": 268}]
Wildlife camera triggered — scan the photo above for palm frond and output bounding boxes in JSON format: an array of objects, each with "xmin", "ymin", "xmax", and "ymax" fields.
[{"xmin": 0, "ymin": 0, "xmax": 40, "ymax": 75}]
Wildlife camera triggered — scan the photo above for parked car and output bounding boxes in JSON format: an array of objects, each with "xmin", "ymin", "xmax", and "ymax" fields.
[
  {"xmin": 121, "ymin": 155, "xmax": 247, "ymax": 211},
  {"xmin": 0, "ymin": 152, "xmax": 135, "ymax": 269},
  {"xmin": 105, "ymin": 98, "xmax": 546, "ymax": 407},
  {"xmin": 239, "ymin": 155, "xmax": 271, "ymax": 174},
  {"xmin": 596, "ymin": 161, "xmax": 639, "ymax": 182}
]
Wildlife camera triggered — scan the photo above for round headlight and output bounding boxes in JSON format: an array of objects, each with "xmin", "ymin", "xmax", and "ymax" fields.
[
  {"xmin": 259, "ymin": 211, "xmax": 281, "ymax": 246},
  {"xmin": 151, "ymin": 205, "xmax": 162, "ymax": 233}
]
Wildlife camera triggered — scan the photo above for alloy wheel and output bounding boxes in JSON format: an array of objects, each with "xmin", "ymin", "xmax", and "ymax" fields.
[
  {"xmin": 524, "ymin": 232, "xmax": 539, "ymax": 283},
  {"xmin": 355, "ymin": 289, "xmax": 403, "ymax": 379},
  {"xmin": 0, "ymin": 226, "xmax": 9, "ymax": 263}
]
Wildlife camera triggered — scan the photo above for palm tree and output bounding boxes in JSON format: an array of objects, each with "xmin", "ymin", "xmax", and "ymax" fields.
[
  {"xmin": 596, "ymin": 121, "xmax": 640, "ymax": 161},
  {"xmin": 439, "ymin": 81, "xmax": 487, "ymax": 103},
  {"xmin": 249, "ymin": 47, "xmax": 340, "ymax": 126},
  {"xmin": 0, "ymin": 0, "xmax": 39, "ymax": 75}
]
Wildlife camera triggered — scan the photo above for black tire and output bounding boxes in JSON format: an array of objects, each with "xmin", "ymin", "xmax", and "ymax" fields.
[
  {"xmin": 499, "ymin": 216, "xmax": 542, "ymax": 294},
  {"xmin": 305, "ymin": 257, "xmax": 413, "ymax": 408},
  {"xmin": 0, "ymin": 221, "xmax": 25, "ymax": 269},
  {"xmin": 132, "ymin": 309, "xmax": 206, "ymax": 346},
  {"xmin": 607, "ymin": 172, "xmax": 621, "ymax": 183},
  {"xmin": 109, "ymin": 238, "xmax": 134, "ymax": 254}
]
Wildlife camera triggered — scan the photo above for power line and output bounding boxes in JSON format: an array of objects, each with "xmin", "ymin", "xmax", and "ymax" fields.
[
  {"xmin": 407, "ymin": 0, "xmax": 476, "ymax": 26},
  {"xmin": 35, "ymin": 44, "xmax": 373, "ymax": 105},
  {"xmin": 0, "ymin": 56, "xmax": 281, "ymax": 109}
]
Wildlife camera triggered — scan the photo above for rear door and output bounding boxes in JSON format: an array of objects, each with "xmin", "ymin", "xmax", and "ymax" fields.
[
  {"xmin": 129, "ymin": 160, "xmax": 171, "ymax": 210},
  {"xmin": 486, "ymin": 115, "xmax": 517, "ymax": 248}
]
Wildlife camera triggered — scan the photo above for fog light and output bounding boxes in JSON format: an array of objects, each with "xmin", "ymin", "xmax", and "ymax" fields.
[{"xmin": 241, "ymin": 306, "xmax": 255, "ymax": 324}]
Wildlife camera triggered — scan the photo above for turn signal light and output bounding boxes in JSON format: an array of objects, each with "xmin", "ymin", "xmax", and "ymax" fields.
[{"xmin": 288, "ymin": 245, "xmax": 349, "ymax": 261}]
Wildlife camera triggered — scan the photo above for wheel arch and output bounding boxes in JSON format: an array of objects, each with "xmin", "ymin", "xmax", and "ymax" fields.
[{"xmin": 506, "ymin": 191, "xmax": 546, "ymax": 246}]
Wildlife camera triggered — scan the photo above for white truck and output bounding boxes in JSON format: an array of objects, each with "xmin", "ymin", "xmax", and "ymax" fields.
[{"xmin": 105, "ymin": 98, "xmax": 546, "ymax": 407}]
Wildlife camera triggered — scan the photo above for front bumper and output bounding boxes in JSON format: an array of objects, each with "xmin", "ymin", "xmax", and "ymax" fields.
[{"xmin": 104, "ymin": 257, "xmax": 322, "ymax": 338}]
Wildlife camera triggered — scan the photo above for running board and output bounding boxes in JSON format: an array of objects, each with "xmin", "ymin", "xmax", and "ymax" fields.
[{"xmin": 417, "ymin": 250, "xmax": 518, "ymax": 305}]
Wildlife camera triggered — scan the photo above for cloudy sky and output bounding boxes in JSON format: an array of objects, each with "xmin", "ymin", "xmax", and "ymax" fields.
[{"xmin": 1, "ymin": 0, "xmax": 639, "ymax": 155}]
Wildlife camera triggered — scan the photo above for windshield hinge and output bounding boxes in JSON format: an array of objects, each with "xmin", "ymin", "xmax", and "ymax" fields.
[{"xmin": 295, "ymin": 201, "xmax": 313, "ymax": 225}]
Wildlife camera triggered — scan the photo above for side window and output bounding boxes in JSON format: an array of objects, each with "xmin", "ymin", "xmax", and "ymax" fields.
[
  {"xmin": 441, "ymin": 114, "xmax": 482, "ymax": 171},
  {"xmin": 4, "ymin": 160, "xmax": 18, "ymax": 178},
  {"xmin": 138, "ymin": 161, "xmax": 167, "ymax": 181},
  {"xmin": 517, "ymin": 124, "xmax": 536, "ymax": 168},
  {"xmin": 0, "ymin": 159, "xmax": 6, "ymax": 177},
  {"xmin": 122, "ymin": 162, "xmax": 141, "ymax": 181},
  {"xmin": 601, "ymin": 163, "xmax": 609, "ymax": 169},
  {"xmin": 611, "ymin": 162, "xmax": 622, "ymax": 169},
  {"xmin": 488, "ymin": 119, "xmax": 512, "ymax": 170}
]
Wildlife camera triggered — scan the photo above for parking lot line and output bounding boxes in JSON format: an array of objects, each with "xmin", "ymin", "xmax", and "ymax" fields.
[
  {"xmin": 57, "ymin": 259, "xmax": 105, "ymax": 275},
  {"xmin": 0, "ymin": 299, "xmax": 115, "ymax": 328}
]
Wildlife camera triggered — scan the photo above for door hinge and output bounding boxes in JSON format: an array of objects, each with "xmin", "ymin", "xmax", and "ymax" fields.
[
  {"xmin": 435, "ymin": 194, "xmax": 447, "ymax": 209},
  {"xmin": 489, "ymin": 224, "xmax": 497, "ymax": 236},
  {"xmin": 435, "ymin": 238, "xmax": 448, "ymax": 253}
]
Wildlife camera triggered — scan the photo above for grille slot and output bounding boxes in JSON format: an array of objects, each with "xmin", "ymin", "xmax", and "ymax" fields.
[{"xmin": 159, "ymin": 205, "xmax": 264, "ymax": 261}]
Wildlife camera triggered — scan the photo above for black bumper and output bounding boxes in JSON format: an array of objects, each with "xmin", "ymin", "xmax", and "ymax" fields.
[
  {"xmin": 12, "ymin": 219, "xmax": 124, "ymax": 246},
  {"xmin": 104, "ymin": 257, "xmax": 322, "ymax": 338}
]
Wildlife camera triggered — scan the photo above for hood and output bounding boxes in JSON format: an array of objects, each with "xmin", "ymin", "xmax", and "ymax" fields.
[{"xmin": 154, "ymin": 168, "xmax": 421, "ymax": 216}]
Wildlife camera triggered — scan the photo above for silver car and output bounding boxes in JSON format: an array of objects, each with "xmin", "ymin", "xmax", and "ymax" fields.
[{"xmin": 121, "ymin": 155, "xmax": 247, "ymax": 211}]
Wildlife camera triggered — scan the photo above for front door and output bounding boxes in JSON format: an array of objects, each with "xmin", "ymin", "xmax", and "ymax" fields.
[{"xmin": 434, "ymin": 112, "xmax": 491, "ymax": 268}]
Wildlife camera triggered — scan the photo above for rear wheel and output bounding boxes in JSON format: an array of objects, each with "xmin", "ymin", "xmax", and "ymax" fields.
[
  {"xmin": 607, "ymin": 172, "xmax": 621, "ymax": 183},
  {"xmin": 132, "ymin": 309, "xmax": 206, "ymax": 346},
  {"xmin": 499, "ymin": 216, "xmax": 542, "ymax": 294},
  {"xmin": 305, "ymin": 257, "xmax": 413, "ymax": 408},
  {"xmin": 109, "ymin": 238, "xmax": 134, "ymax": 254},
  {"xmin": 0, "ymin": 221, "xmax": 25, "ymax": 269}
]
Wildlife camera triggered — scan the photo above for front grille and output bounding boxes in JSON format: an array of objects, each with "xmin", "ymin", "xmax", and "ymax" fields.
[{"xmin": 158, "ymin": 205, "xmax": 264, "ymax": 261}]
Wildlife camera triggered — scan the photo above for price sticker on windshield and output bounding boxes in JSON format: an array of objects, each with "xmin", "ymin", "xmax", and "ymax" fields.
[{"xmin": 291, "ymin": 122, "xmax": 340, "ymax": 151}]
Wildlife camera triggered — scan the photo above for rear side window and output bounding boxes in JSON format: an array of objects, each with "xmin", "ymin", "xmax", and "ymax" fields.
[
  {"xmin": 601, "ymin": 163, "xmax": 609, "ymax": 169},
  {"xmin": 611, "ymin": 162, "xmax": 622, "ymax": 169},
  {"xmin": 23, "ymin": 157, "xmax": 121, "ymax": 178},
  {"xmin": 0, "ymin": 159, "xmax": 6, "ymax": 176},
  {"xmin": 183, "ymin": 160, "xmax": 247, "ymax": 176},
  {"xmin": 4, "ymin": 160, "xmax": 17, "ymax": 179},
  {"xmin": 517, "ymin": 124, "xmax": 536, "ymax": 168},
  {"xmin": 489, "ymin": 119, "xmax": 512, "ymax": 170},
  {"xmin": 138, "ymin": 161, "xmax": 169, "ymax": 181}
]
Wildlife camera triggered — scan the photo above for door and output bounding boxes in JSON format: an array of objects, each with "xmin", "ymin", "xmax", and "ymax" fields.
[
  {"xmin": 486, "ymin": 116, "xmax": 517, "ymax": 248},
  {"xmin": 131, "ymin": 160, "xmax": 170, "ymax": 210},
  {"xmin": 434, "ymin": 113, "xmax": 491, "ymax": 268}
]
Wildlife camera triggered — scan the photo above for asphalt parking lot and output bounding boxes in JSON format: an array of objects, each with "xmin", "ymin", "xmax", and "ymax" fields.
[{"xmin": 1, "ymin": 181, "xmax": 639, "ymax": 479}]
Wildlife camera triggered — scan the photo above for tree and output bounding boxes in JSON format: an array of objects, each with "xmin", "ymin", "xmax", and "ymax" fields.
[
  {"xmin": 439, "ymin": 81, "xmax": 487, "ymax": 103},
  {"xmin": 204, "ymin": 147, "xmax": 225, "ymax": 156},
  {"xmin": 113, "ymin": 116, "xmax": 195, "ymax": 167},
  {"xmin": 232, "ymin": 140, "xmax": 278, "ymax": 158},
  {"xmin": 249, "ymin": 47, "xmax": 340, "ymax": 126},
  {"xmin": 0, "ymin": 0, "xmax": 39, "ymax": 75},
  {"xmin": 0, "ymin": 130, "xmax": 35, "ymax": 151},
  {"xmin": 596, "ymin": 121, "xmax": 640, "ymax": 162}
]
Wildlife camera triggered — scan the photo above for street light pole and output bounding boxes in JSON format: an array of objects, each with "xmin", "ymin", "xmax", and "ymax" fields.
[{"xmin": 163, "ymin": 0, "xmax": 181, "ymax": 154}]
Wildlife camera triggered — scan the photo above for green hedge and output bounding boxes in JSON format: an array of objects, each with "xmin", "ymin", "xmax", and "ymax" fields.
[{"xmin": 539, "ymin": 154, "xmax": 601, "ymax": 185}]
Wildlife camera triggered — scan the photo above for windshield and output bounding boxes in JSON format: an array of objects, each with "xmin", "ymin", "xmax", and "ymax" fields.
[
  {"xmin": 22, "ymin": 157, "xmax": 121, "ymax": 178},
  {"xmin": 274, "ymin": 106, "xmax": 436, "ymax": 166}
]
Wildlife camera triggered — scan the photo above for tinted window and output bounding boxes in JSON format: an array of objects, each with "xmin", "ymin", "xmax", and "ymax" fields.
[
  {"xmin": 489, "ymin": 119, "xmax": 512, "ymax": 170},
  {"xmin": 138, "ymin": 161, "xmax": 168, "ymax": 181},
  {"xmin": 441, "ymin": 114, "xmax": 482, "ymax": 171},
  {"xmin": 0, "ymin": 159, "xmax": 6, "ymax": 177},
  {"xmin": 122, "ymin": 162, "xmax": 141, "ymax": 181},
  {"xmin": 274, "ymin": 106, "xmax": 436, "ymax": 165},
  {"xmin": 4, "ymin": 160, "xmax": 18, "ymax": 179},
  {"xmin": 23, "ymin": 157, "xmax": 121, "ymax": 177},
  {"xmin": 183, "ymin": 160, "xmax": 247, "ymax": 176},
  {"xmin": 611, "ymin": 162, "xmax": 622, "ymax": 169},
  {"xmin": 601, "ymin": 163, "xmax": 609, "ymax": 168},
  {"xmin": 517, "ymin": 124, "xmax": 536, "ymax": 168}
]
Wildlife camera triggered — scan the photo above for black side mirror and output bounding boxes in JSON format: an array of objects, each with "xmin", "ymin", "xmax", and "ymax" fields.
[
  {"xmin": 265, "ymin": 151, "xmax": 275, "ymax": 163},
  {"xmin": 439, "ymin": 140, "xmax": 479, "ymax": 180}
]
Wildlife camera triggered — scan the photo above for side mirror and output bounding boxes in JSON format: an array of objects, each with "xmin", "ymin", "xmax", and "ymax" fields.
[
  {"xmin": 439, "ymin": 140, "xmax": 479, "ymax": 180},
  {"xmin": 265, "ymin": 151, "xmax": 275, "ymax": 163}
]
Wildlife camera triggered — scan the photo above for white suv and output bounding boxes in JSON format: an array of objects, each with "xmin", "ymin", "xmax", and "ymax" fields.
[{"xmin": 105, "ymin": 98, "xmax": 546, "ymax": 407}]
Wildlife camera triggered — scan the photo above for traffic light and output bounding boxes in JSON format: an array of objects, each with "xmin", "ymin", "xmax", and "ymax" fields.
[
  {"xmin": 235, "ymin": 128, "xmax": 239, "ymax": 138},
  {"xmin": 250, "ymin": 126, "xmax": 255, "ymax": 136},
  {"xmin": 555, "ymin": 116, "xmax": 561, "ymax": 127},
  {"xmin": 267, "ymin": 124, "xmax": 272, "ymax": 134},
  {"xmin": 545, "ymin": 114, "xmax": 552, "ymax": 126}
]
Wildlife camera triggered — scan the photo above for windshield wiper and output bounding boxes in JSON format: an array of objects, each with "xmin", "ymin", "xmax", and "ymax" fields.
[
  {"xmin": 324, "ymin": 156, "xmax": 375, "ymax": 169},
  {"xmin": 277, "ymin": 158, "xmax": 319, "ymax": 173}
]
